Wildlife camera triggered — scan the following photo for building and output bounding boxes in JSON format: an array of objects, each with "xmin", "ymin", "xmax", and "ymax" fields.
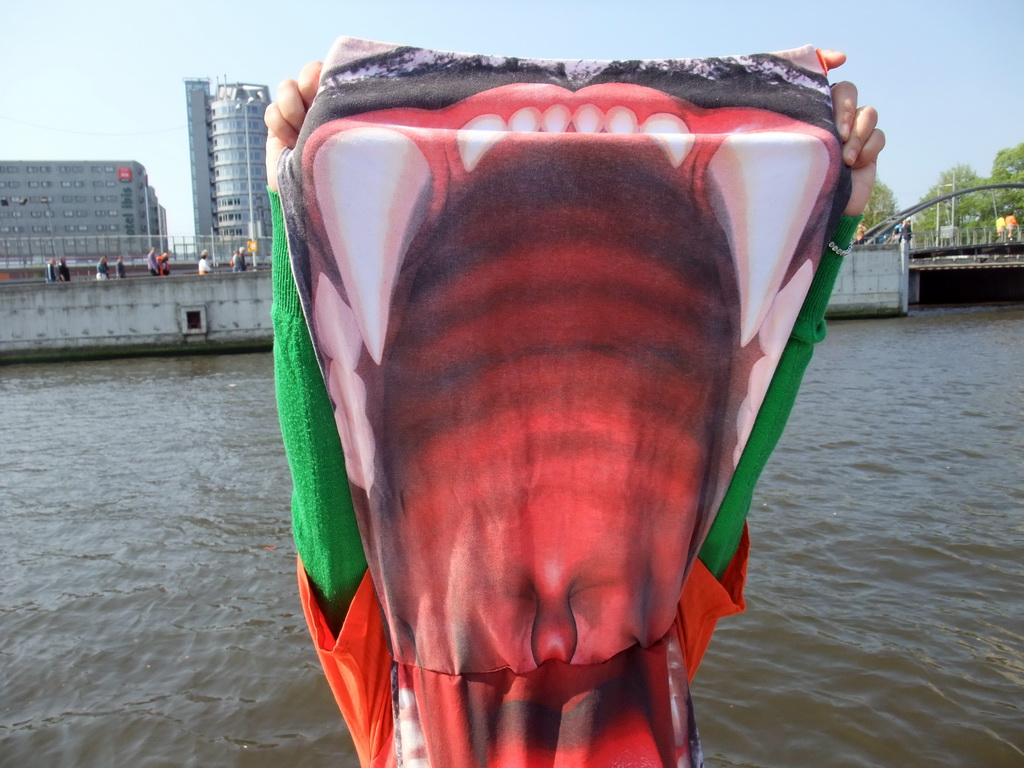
[
  {"xmin": 0, "ymin": 161, "xmax": 164, "ymax": 242},
  {"xmin": 185, "ymin": 79, "xmax": 271, "ymax": 239}
]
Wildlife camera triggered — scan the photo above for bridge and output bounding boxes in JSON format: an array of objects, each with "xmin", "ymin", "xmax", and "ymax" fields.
[{"xmin": 863, "ymin": 184, "xmax": 1024, "ymax": 305}]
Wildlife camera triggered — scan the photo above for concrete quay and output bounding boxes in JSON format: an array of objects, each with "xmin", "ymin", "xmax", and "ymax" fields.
[
  {"xmin": 0, "ymin": 245, "xmax": 905, "ymax": 364},
  {"xmin": 0, "ymin": 271, "xmax": 273, "ymax": 364}
]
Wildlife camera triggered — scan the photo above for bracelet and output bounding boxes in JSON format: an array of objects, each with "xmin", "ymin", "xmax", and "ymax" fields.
[{"xmin": 827, "ymin": 240, "xmax": 853, "ymax": 257}]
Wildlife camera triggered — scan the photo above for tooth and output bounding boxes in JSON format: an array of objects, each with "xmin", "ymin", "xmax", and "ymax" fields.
[
  {"xmin": 758, "ymin": 260, "xmax": 813, "ymax": 358},
  {"xmin": 606, "ymin": 106, "xmax": 638, "ymax": 133},
  {"xmin": 641, "ymin": 113, "xmax": 693, "ymax": 167},
  {"xmin": 456, "ymin": 114, "xmax": 508, "ymax": 171},
  {"xmin": 313, "ymin": 126, "xmax": 431, "ymax": 364},
  {"xmin": 542, "ymin": 104, "xmax": 571, "ymax": 133},
  {"xmin": 572, "ymin": 104, "xmax": 604, "ymax": 133},
  {"xmin": 733, "ymin": 261, "xmax": 815, "ymax": 466},
  {"xmin": 708, "ymin": 132, "xmax": 829, "ymax": 346},
  {"xmin": 734, "ymin": 356, "xmax": 774, "ymax": 465},
  {"xmin": 312, "ymin": 274, "xmax": 375, "ymax": 490},
  {"xmin": 509, "ymin": 107, "xmax": 542, "ymax": 132}
]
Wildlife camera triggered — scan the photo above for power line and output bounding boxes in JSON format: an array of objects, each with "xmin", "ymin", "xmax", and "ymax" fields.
[{"xmin": 0, "ymin": 115, "xmax": 186, "ymax": 137}]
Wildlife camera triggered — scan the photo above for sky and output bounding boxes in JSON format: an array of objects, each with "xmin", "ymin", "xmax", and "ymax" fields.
[{"xmin": 2, "ymin": 0, "xmax": 1019, "ymax": 235}]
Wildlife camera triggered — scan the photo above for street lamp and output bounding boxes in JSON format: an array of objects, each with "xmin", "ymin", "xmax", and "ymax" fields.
[
  {"xmin": 38, "ymin": 196, "xmax": 60, "ymax": 262},
  {"xmin": 236, "ymin": 95, "xmax": 256, "ymax": 241}
]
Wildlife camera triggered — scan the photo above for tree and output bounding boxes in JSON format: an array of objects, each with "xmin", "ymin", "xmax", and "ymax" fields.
[
  {"xmin": 861, "ymin": 178, "xmax": 897, "ymax": 230},
  {"xmin": 989, "ymin": 143, "xmax": 1024, "ymax": 218},
  {"xmin": 914, "ymin": 164, "xmax": 986, "ymax": 231}
]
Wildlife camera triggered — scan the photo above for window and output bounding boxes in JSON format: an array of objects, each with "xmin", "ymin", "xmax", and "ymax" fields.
[
  {"xmin": 91, "ymin": 165, "xmax": 103, "ymax": 173},
  {"xmin": 75, "ymin": 195, "xmax": 85, "ymax": 202},
  {"xmin": 78, "ymin": 225, "xmax": 88, "ymax": 231},
  {"xmin": 26, "ymin": 166, "xmax": 37, "ymax": 173},
  {"xmin": 63, "ymin": 195, "xmax": 74, "ymax": 202},
  {"xmin": 65, "ymin": 225, "xmax": 76, "ymax": 232},
  {"xmin": 28, "ymin": 181, "xmax": 39, "ymax": 188},
  {"xmin": 64, "ymin": 211, "xmax": 74, "ymax": 217},
  {"xmin": 0, "ymin": 181, "xmax": 5, "ymax": 188},
  {"xmin": 105, "ymin": 166, "xmax": 114, "ymax": 172},
  {"xmin": 76, "ymin": 211, "xmax": 87, "ymax": 217},
  {"xmin": 7, "ymin": 181, "xmax": 18, "ymax": 188},
  {"xmin": 93, "ymin": 180, "xmax": 104, "ymax": 187},
  {"xmin": 0, "ymin": 226, "xmax": 8, "ymax": 232},
  {"xmin": 73, "ymin": 181, "xmax": 84, "ymax": 187},
  {"xmin": 108, "ymin": 224, "xmax": 118, "ymax": 232},
  {"xmin": 105, "ymin": 181, "xmax": 115, "ymax": 187},
  {"xmin": 59, "ymin": 165, "xmax": 72, "ymax": 173}
]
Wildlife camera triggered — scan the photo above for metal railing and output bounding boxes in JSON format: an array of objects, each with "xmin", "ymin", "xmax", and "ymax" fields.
[
  {"xmin": 870, "ymin": 227, "xmax": 1022, "ymax": 250},
  {"xmin": 0, "ymin": 234, "xmax": 267, "ymax": 268}
]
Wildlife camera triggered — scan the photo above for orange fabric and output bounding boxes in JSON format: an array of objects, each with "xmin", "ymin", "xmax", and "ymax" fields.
[
  {"xmin": 676, "ymin": 525, "xmax": 749, "ymax": 682},
  {"xmin": 297, "ymin": 560, "xmax": 393, "ymax": 767},
  {"xmin": 297, "ymin": 530, "xmax": 748, "ymax": 764}
]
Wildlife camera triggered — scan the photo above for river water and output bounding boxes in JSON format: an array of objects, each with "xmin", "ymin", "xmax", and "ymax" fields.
[{"xmin": 2, "ymin": 306, "xmax": 1022, "ymax": 767}]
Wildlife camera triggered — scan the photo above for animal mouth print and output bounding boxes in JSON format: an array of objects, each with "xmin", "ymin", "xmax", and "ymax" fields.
[{"xmin": 280, "ymin": 40, "xmax": 847, "ymax": 766}]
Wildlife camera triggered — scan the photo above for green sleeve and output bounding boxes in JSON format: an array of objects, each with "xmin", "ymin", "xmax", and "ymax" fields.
[
  {"xmin": 698, "ymin": 215, "xmax": 863, "ymax": 579},
  {"xmin": 270, "ymin": 189, "xmax": 368, "ymax": 631}
]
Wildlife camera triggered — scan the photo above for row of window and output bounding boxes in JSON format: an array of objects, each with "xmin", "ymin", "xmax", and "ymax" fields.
[
  {"xmin": 1, "ymin": 180, "xmax": 140, "ymax": 190},
  {"xmin": 0, "ymin": 164, "xmax": 120, "ymax": 174},
  {"xmin": 211, "ymin": 134, "xmax": 262, "ymax": 149},
  {"xmin": 212, "ymin": 118, "xmax": 264, "ymax": 134},
  {"xmin": 0, "ymin": 224, "xmax": 122, "ymax": 233},
  {"xmin": 212, "ymin": 103, "xmax": 263, "ymax": 118},
  {"xmin": 2, "ymin": 209, "xmax": 125, "ymax": 218}
]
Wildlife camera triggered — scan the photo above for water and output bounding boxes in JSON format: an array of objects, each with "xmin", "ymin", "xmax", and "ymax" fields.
[{"xmin": 2, "ymin": 306, "xmax": 1022, "ymax": 767}]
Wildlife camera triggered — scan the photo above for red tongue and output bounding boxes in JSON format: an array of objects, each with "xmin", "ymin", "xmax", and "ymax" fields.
[{"xmin": 377, "ymin": 140, "xmax": 735, "ymax": 675}]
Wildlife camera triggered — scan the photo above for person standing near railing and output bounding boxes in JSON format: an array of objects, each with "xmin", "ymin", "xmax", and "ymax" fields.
[
  {"xmin": 44, "ymin": 258, "xmax": 58, "ymax": 283},
  {"xmin": 996, "ymin": 215, "xmax": 1005, "ymax": 242},
  {"xmin": 1005, "ymin": 212, "xmax": 1018, "ymax": 241}
]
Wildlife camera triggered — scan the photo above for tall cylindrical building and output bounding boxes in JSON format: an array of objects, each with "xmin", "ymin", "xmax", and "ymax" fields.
[{"xmin": 185, "ymin": 79, "xmax": 271, "ymax": 239}]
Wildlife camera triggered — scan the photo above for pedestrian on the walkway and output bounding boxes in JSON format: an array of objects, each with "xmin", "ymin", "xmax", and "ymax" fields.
[
  {"xmin": 146, "ymin": 247, "xmax": 160, "ymax": 276},
  {"xmin": 96, "ymin": 256, "xmax": 109, "ymax": 280},
  {"xmin": 1005, "ymin": 212, "xmax": 1018, "ymax": 242},
  {"xmin": 57, "ymin": 258, "xmax": 70, "ymax": 282},
  {"xmin": 44, "ymin": 258, "xmax": 58, "ymax": 283},
  {"xmin": 116, "ymin": 256, "xmax": 127, "ymax": 279},
  {"xmin": 198, "ymin": 250, "xmax": 212, "ymax": 275}
]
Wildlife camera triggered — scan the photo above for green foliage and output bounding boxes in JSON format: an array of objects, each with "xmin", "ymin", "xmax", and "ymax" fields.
[
  {"xmin": 861, "ymin": 178, "xmax": 898, "ymax": 230},
  {"xmin": 989, "ymin": 143, "xmax": 1024, "ymax": 217},
  {"xmin": 912, "ymin": 145, "xmax": 1024, "ymax": 233}
]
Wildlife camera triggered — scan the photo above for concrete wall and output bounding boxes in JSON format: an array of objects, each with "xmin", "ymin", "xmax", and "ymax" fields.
[
  {"xmin": 827, "ymin": 244, "xmax": 906, "ymax": 318},
  {"xmin": 1, "ymin": 246, "xmax": 906, "ymax": 363},
  {"xmin": 0, "ymin": 272, "xmax": 273, "ymax": 363}
]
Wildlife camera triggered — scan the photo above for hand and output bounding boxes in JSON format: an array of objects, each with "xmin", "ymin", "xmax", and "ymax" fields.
[
  {"xmin": 818, "ymin": 50, "xmax": 885, "ymax": 217},
  {"xmin": 264, "ymin": 61, "xmax": 322, "ymax": 192}
]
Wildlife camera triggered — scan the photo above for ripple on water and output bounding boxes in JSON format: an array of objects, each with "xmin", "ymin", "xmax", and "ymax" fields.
[{"xmin": 3, "ymin": 312, "xmax": 1023, "ymax": 767}]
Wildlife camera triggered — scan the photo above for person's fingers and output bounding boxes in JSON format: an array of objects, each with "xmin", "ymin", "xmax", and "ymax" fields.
[
  {"xmin": 818, "ymin": 49, "xmax": 847, "ymax": 72},
  {"xmin": 830, "ymin": 80, "xmax": 857, "ymax": 143},
  {"xmin": 843, "ymin": 104, "xmax": 880, "ymax": 166},
  {"xmin": 264, "ymin": 102, "xmax": 299, "ymax": 147},
  {"xmin": 274, "ymin": 78, "xmax": 308, "ymax": 138},
  {"xmin": 297, "ymin": 61, "xmax": 322, "ymax": 110},
  {"xmin": 853, "ymin": 123, "xmax": 886, "ymax": 170}
]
